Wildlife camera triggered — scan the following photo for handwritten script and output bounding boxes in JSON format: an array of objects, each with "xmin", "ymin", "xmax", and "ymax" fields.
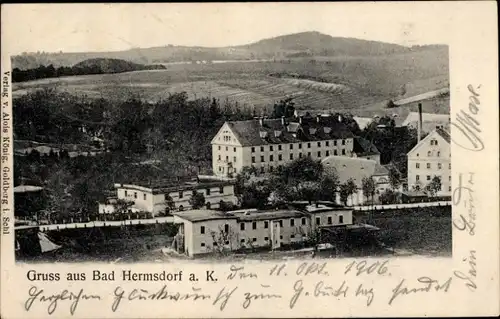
[{"xmin": 22, "ymin": 260, "xmax": 461, "ymax": 315}]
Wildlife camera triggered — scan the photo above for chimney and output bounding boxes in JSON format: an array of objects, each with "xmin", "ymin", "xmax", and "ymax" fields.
[
  {"xmin": 316, "ymin": 115, "xmax": 320, "ymax": 123},
  {"xmin": 299, "ymin": 116, "xmax": 303, "ymax": 124},
  {"xmin": 417, "ymin": 103, "xmax": 423, "ymax": 142},
  {"xmin": 338, "ymin": 114, "xmax": 342, "ymax": 123},
  {"xmin": 281, "ymin": 116, "xmax": 285, "ymax": 125},
  {"xmin": 259, "ymin": 117, "xmax": 264, "ymax": 126}
]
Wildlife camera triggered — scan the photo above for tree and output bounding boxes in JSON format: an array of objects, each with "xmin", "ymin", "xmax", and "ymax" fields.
[
  {"xmin": 189, "ymin": 190, "xmax": 206, "ymax": 209},
  {"xmin": 339, "ymin": 178, "xmax": 358, "ymax": 206},
  {"xmin": 164, "ymin": 194, "xmax": 175, "ymax": 214},
  {"xmin": 389, "ymin": 167, "xmax": 401, "ymax": 190},
  {"xmin": 425, "ymin": 176, "xmax": 442, "ymax": 197},
  {"xmin": 379, "ymin": 189, "xmax": 398, "ymax": 204},
  {"xmin": 318, "ymin": 174, "xmax": 340, "ymax": 202},
  {"xmin": 210, "ymin": 224, "xmax": 237, "ymax": 255},
  {"xmin": 361, "ymin": 177, "xmax": 376, "ymax": 205}
]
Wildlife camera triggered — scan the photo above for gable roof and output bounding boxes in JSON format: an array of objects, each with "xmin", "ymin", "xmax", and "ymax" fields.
[
  {"xmin": 401, "ymin": 112, "xmax": 450, "ymax": 133},
  {"xmin": 407, "ymin": 127, "xmax": 451, "ymax": 155},
  {"xmin": 321, "ymin": 156, "xmax": 378, "ymax": 188},
  {"xmin": 224, "ymin": 118, "xmax": 354, "ymax": 147},
  {"xmin": 353, "ymin": 137, "xmax": 380, "ymax": 156}
]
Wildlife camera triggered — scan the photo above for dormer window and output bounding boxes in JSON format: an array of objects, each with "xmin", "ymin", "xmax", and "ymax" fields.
[
  {"xmin": 260, "ymin": 131, "xmax": 268, "ymax": 139},
  {"xmin": 274, "ymin": 130, "xmax": 282, "ymax": 138},
  {"xmin": 309, "ymin": 128, "xmax": 317, "ymax": 135},
  {"xmin": 323, "ymin": 127, "xmax": 331, "ymax": 134}
]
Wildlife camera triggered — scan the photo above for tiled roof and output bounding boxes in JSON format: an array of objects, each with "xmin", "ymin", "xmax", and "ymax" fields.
[
  {"xmin": 353, "ymin": 137, "xmax": 380, "ymax": 156},
  {"xmin": 435, "ymin": 127, "xmax": 451, "ymax": 143},
  {"xmin": 173, "ymin": 210, "xmax": 237, "ymax": 222},
  {"xmin": 226, "ymin": 117, "xmax": 354, "ymax": 147},
  {"xmin": 373, "ymin": 164, "xmax": 389, "ymax": 176},
  {"xmin": 321, "ymin": 156, "xmax": 378, "ymax": 188}
]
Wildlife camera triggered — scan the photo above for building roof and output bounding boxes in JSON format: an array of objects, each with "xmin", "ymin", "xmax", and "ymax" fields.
[
  {"xmin": 224, "ymin": 117, "xmax": 354, "ymax": 147},
  {"xmin": 114, "ymin": 179, "xmax": 235, "ymax": 195},
  {"xmin": 353, "ymin": 117, "xmax": 374, "ymax": 130},
  {"xmin": 173, "ymin": 210, "xmax": 238, "ymax": 222},
  {"xmin": 321, "ymin": 156, "xmax": 379, "ymax": 188},
  {"xmin": 400, "ymin": 112, "xmax": 450, "ymax": 133},
  {"xmin": 353, "ymin": 137, "xmax": 380, "ymax": 156},
  {"xmin": 374, "ymin": 164, "xmax": 390, "ymax": 176},
  {"xmin": 235, "ymin": 209, "xmax": 307, "ymax": 221},
  {"xmin": 435, "ymin": 127, "xmax": 451, "ymax": 143}
]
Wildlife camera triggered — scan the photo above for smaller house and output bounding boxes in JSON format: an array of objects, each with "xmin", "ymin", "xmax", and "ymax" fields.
[{"xmin": 352, "ymin": 137, "xmax": 381, "ymax": 164}]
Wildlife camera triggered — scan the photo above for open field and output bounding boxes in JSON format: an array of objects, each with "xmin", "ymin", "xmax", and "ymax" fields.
[{"xmin": 13, "ymin": 49, "xmax": 449, "ymax": 115}]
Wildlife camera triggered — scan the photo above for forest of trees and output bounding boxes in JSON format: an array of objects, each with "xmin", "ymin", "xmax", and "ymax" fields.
[{"xmin": 12, "ymin": 58, "xmax": 166, "ymax": 82}]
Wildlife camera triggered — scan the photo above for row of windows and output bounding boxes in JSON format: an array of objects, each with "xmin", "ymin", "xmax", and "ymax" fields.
[
  {"xmin": 161, "ymin": 187, "xmax": 224, "ymax": 200},
  {"xmin": 416, "ymin": 150, "xmax": 450, "ymax": 157},
  {"xmin": 251, "ymin": 140, "xmax": 347, "ymax": 153},
  {"xmin": 124, "ymin": 191, "xmax": 147, "ymax": 200},
  {"xmin": 415, "ymin": 175, "xmax": 451, "ymax": 182},
  {"xmin": 217, "ymin": 146, "xmax": 237, "ymax": 152},
  {"xmin": 218, "ymin": 155, "xmax": 237, "ymax": 163},
  {"xmin": 200, "ymin": 235, "xmax": 302, "ymax": 248},
  {"xmin": 199, "ymin": 215, "xmax": 344, "ymax": 235},
  {"xmin": 415, "ymin": 162, "xmax": 451, "ymax": 169},
  {"xmin": 251, "ymin": 149, "xmax": 346, "ymax": 163}
]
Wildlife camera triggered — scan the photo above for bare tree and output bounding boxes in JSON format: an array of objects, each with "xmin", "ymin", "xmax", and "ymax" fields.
[{"xmin": 209, "ymin": 224, "xmax": 237, "ymax": 255}]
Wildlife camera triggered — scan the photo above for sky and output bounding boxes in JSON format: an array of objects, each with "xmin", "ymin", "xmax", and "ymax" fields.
[{"xmin": 2, "ymin": 3, "xmax": 457, "ymax": 55}]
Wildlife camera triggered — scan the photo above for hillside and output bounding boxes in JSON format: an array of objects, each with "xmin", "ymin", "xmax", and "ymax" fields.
[{"xmin": 11, "ymin": 31, "xmax": 446, "ymax": 69}]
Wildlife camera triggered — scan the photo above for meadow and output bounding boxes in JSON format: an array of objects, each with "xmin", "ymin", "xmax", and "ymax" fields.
[{"xmin": 13, "ymin": 49, "xmax": 449, "ymax": 116}]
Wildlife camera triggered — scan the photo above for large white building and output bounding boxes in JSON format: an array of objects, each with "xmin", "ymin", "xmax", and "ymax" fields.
[
  {"xmin": 211, "ymin": 115, "xmax": 355, "ymax": 177},
  {"xmin": 172, "ymin": 206, "xmax": 353, "ymax": 257},
  {"xmin": 98, "ymin": 179, "xmax": 238, "ymax": 216},
  {"xmin": 407, "ymin": 127, "xmax": 451, "ymax": 196}
]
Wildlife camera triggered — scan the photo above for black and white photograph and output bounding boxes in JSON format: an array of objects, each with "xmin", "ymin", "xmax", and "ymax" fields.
[{"xmin": 9, "ymin": 4, "xmax": 454, "ymax": 264}]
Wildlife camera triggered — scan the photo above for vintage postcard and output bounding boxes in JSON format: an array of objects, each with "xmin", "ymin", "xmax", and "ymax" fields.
[{"xmin": 1, "ymin": 2, "xmax": 499, "ymax": 318}]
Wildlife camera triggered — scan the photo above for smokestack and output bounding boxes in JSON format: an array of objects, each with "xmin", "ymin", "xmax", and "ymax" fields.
[
  {"xmin": 281, "ymin": 116, "xmax": 285, "ymax": 125},
  {"xmin": 259, "ymin": 117, "xmax": 264, "ymax": 126},
  {"xmin": 417, "ymin": 103, "xmax": 423, "ymax": 142},
  {"xmin": 316, "ymin": 115, "xmax": 320, "ymax": 123},
  {"xmin": 299, "ymin": 116, "xmax": 303, "ymax": 124}
]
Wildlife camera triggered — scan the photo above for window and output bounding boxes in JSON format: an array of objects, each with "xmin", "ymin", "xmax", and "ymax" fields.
[
  {"xmin": 427, "ymin": 151, "xmax": 432, "ymax": 156},
  {"xmin": 416, "ymin": 175, "xmax": 420, "ymax": 181},
  {"xmin": 449, "ymin": 176, "xmax": 451, "ymax": 181},
  {"xmin": 299, "ymin": 153, "xmax": 303, "ymax": 158},
  {"xmin": 260, "ymin": 167, "xmax": 264, "ymax": 174},
  {"xmin": 307, "ymin": 152, "xmax": 311, "ymax": 157},
  {"xmin": 260, "ymin": 155, "xmax": 265, "ymax": 162},
  {"xmin": 224, "ymin": 224, "xmax": 229, "ymax": 232},
  {"xmin": 218, "ymin": 146, "xmax": 221, "ymax": 150},
  {"xmin": 125, "ymin": 190, "xmax": 128, "ymax": 197},
  {"xmin": 316, "ymin": 217, "xmax": 321, "ymax": 225},
  {"xmin": 219, "ymin": 186, "xmax": 224, "ymax": 194},
  {"xmin": 307, "ymin": 143, "xmax": 311, "ymax": 148},
  {"xmin": 240, "ymin": 239, "xmax": 245, "ymax": 244},
  {"xmin": 299, "ymin": 143, "xmax": 302, "ymax": 149},
  {"xmin": 264, "ymin": 237, "xmax": 269, "ymax": 241},
  {"xmin": 326, "ymin": 141, "xmax": 330, "ymax": 147},
  {"xmin": 290, "ymin": 154, "xmax": 294, "ymax": 160},
  {"xmin": 134, "ymin": 192, "xmax": 137, "ymax": 199},
  {"xmin": 317, "ymin": 142, "xmax": 321, "ymax": 147},
  {"xmin": 339, "ymin": 215, "xmax": 344, "ymax": 224},
  {"xmin": 201, "ymin": 242, "xmax": 205, "ymax": 247},
  {"xmin": 269, "ymin": 166, "xmax": 274, "ymax": 172},
  {"xmin": 200, "ymin": 226, "xmax": 205, "ymax": 234},
  {"xmin": 334, "ymin": 150, "xmax": 338, "ymax": 155},
  {"xmin": 164, "ymin": 194, "xmax": 169, "ymax": 200},
  {"xmin": 449, "ymin": 186, "xmax": 452, "ymax": 191},
  {"xmin": 252, "ymin": 222, "xmax": 257, "ymax": 230},
  {"xmin": 290, "ymin": 144, "xmax": 293, "ymax": 150},
  {"xmin": 251, "ymin": 147, "xmax": 255, "ymax": 153},
  {"xmin": 416, "ymin": 163, "xmax": 420, "ymax": 168},
  {"xmin": 264, "ymin": 221, "xmax": 269, "ymax": 229},
  {"xmin": 334, "ymin": 140, "xmax": 337, "ymax": 146},
  {"xmin": 301, "ymin": 217, "xmax": 306, "ymax": 225},
  {"xmin": 270, "ymin": 155, "xmax": 274, "ymax": 162},
  {"xmin": 260, "ymin": 146, "xmax": 264, "ymax": 152},
  {"xmin": 437, "ymin": 151, "xmax": 441, "ymax": 157},
  {"xmin": 252, "ymin": 156, "xmax": 256, "ymax": 163},
  {"xmin": 342, "ymin": 140, "xmax": 346, "ymax": 145},
  {"xmin": 270, "ymin": 145, "xmax": 274, "ymax": 151},
  {"xmin": 427, "ymin": 175, "xmax": 431, "ymax": 181},
  {"xmin": 206, "ymin": 202, "xmax": 211, "ymax": 209},
  {"xmin": 438, "ymin": 163, "xmax": 442, "ymax": 169},
  {"xmin": 278, "ymin": 145, "xmax": 282, "ymax": 151},
  {"xmin": 278, "ymin": 154, "xmax": 282, "ymax": 161},
  {"xmin": 427, "ymin": 163, "xmax": 431, "ymax": 169},
  {"xmin": 225, "ymin": 241, "xmax": 229, "ymax": 245},
  {"xmin": 226, "ymin": 147, "xmax": 228, "ymax": 151},
  {"xmin": 226, "ymin": 156, "xmax": 229, "ymax": 162},
  {"xmin": 240, "ymin": 223, "xmax": 245, "ymax": 231},
  {"xmin": 218, "ymin": 154, "xmax": 221, "ymax": 160},
  {"xmin": 279, "ymin": 220, "xmax": 283, "ymax": 227},
  {"xmin": 317, "ymin": 151, "xmax": 321, "ymax": 157},
  {"xmin": 291, "ymin": 235, "xmax": 295, "ymax": 239},
  {"xmin": 327, "ymin": 216, "xmax": 332, "ymax": 225},
  {"xmin": 252, "ymin": 238, "xmax": 257, "ymax": 242},
  {"xmin": 280, "ymin": 235, "xmax": 283, "ymax": 240},
  {"xmin": 326, "ymin": 150, "xmax": 330, "ymax": 156},
  {"xmin": 233, "ymin": 156, "xmax": 236, "ymax": 163},
  {"xmin": 449, "ymin": 163, "xmax": 451, "ymax": 169},
  {"xmin": 179, "ymin": 205, "xmax": 184, "ymax": 211},
  {"xmin": 342, "ymin": 149, "xmax": 346, "ymax": 155},
  {"xmin": 290, "ymin": 219, "xmax": 295, "ymax": 227},
  {"xmin": 213, "ymin": 242, "xmax": 218, "ymax": 247}
]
